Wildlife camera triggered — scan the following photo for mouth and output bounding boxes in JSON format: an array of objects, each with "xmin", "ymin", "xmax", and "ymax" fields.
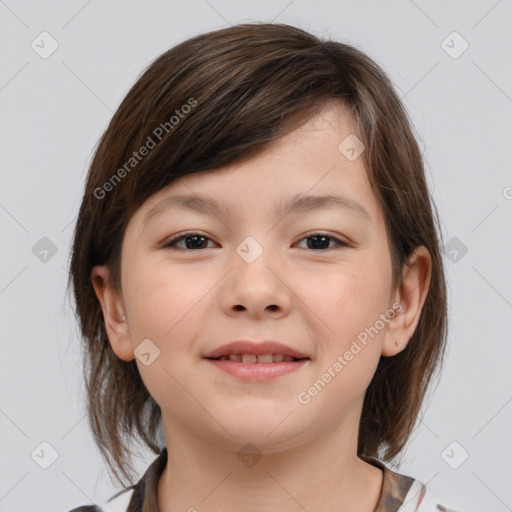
[
  {"xmin": 202, "ymin": 340, "xmax": 311, "ymax": 363},
  {"xmin": 204, "ymin": 351, "xmax": 310, "ymax": 381},
  {"xmin": 206, "ymin": 354, "xmax": 310, "ymax": 364}
]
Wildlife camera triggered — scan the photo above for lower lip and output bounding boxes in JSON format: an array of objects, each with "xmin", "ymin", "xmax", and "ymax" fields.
[{"xmin": 204, "ymin": 358, "xmax": 309, "ymax": 381}]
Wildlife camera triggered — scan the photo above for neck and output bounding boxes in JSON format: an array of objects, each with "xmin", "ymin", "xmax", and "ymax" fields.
[{"xmin": 157, "ymin": 414, "xmax": 383, "ymax": 512}]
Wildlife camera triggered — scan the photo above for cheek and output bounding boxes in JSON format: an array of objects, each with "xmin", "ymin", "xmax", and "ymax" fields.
[
  {"xmin": 309, "ymin": 260, "xmax": 389, "ymax": 326},
  {"xmin": 122, "ymin": 255, "xmax": 208, "ymax": 348},
  {"xmin": 121, "ymin": 257, "xmax": 209, "ymax": 405},
  {"xmin": 296, "ymin": 264, "xmax": 389, "ymax": 412}
]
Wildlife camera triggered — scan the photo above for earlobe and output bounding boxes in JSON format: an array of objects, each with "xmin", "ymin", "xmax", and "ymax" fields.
[
  {"xmin": 382, "ymin": 246, "xmax": 432, "ymax": 357},
  {"xmin": 90, "ymin": 265, "xmax": 135, "ymax": 361}
]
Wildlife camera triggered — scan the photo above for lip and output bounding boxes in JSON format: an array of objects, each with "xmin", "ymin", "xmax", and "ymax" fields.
[
  {"xmin": 202, "ymin": 340, "xmax": 310, "ymax": 360},
  {"xmin": 205, "ymin": 358, "xmax": 309, "ymax": 381}
]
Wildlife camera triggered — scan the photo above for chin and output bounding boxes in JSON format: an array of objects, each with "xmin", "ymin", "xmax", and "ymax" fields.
[{"xmin": 208, "ymin": 418, "xmax": 309, "ymax": 453}]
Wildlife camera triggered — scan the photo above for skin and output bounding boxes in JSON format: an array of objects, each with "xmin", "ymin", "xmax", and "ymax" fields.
[{"xmin": 92, "ymin": 102, "xmax": 431, "ymax": 512}]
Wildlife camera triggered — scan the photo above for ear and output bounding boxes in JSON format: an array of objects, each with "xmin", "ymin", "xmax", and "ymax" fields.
[
  {"xmin": 91, "ymin": 265, "xmax": 135, "ymax": 361},
  {"xmin": 382, "ymin": 246, "xmax": 432, "ymax": 357}
]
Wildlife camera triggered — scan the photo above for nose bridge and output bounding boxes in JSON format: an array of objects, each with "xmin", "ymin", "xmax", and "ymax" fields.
[
  {"xmin": 235, "ymin": 235, "xmax": 268, "ymax": 266},
  {"xmin": 221, "ymin": 234, "xmax": 291, "ymax": 316},
  {"xmin": 232, "ymin": 234, "xmax": 280, "ymax": 287}
]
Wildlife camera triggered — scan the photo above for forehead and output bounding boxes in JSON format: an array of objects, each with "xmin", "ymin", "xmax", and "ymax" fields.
[{"xmin": 130, "ymin": 102, "xmax": 381, "ymax": 230}]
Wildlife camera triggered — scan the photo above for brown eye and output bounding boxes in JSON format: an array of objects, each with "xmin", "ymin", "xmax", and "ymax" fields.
[
  {"xmin": 164, "ymin": 232, "xmax": 215, "ymax": 250},
  {"xmin": 296, "ymin": 233, "xmax": 349, "ymax": 250}
]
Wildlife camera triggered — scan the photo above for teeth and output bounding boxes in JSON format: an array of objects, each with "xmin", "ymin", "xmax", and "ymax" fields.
[
  {"xmin": 217, "ymin": 353, "xmax": 300, "ymax": 363},
  {"xmin": 241, "ymin": 354, "xmax": 257, "ymax": 364}
]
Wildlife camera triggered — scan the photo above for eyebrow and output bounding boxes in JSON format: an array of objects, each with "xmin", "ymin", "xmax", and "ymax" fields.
[{"xmin": 142, "ymin": 192, "xmax": 371, "ymax": 228}]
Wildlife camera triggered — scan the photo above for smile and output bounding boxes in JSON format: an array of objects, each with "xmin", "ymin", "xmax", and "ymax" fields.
[{"xmin": 209, "ymin": 354, "xmax": 307, "ymax": 363}]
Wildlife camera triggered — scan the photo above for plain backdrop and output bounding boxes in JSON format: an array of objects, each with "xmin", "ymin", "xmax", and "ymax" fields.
[{"xmin": 0, "ymin": 1, "xmax": 511, "ymax": 511}]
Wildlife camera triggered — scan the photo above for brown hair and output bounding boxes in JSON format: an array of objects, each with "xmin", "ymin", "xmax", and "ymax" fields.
[{"xmin": 67, "ymin": 22, "xmax": 448, "ymax": 487}]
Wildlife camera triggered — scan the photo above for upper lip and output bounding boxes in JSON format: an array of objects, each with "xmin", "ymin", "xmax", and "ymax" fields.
[{"xmin": 203, "ymin": 341, "xmax": 310, "ymax": 359}]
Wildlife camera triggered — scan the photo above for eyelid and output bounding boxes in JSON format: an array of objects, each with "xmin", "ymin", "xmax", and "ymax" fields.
[
  {"xmin": 296, "ymin": 230, "xmax": 350, "ymax": 245},
  {"xmin": 294, "ymin": 231, "xmax": 350, "ymax": 249},
  {"xmin": 162, "ymin": 231, "xmax": 217, "ymax": 248}
]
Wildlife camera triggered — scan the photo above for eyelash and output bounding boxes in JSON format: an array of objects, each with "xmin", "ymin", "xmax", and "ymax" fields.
[{"xmin": 163, "ymin": 231, "xmax": 350, "ymax": 251}]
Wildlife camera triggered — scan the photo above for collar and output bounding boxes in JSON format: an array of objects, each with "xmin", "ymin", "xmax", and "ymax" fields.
[{"xmin": 360, "ymin": 454, "xmax": 416, "ymax": 511}]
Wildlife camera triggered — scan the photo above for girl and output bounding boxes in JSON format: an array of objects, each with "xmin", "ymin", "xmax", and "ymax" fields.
[{"xmin": 67, "ymin": 22, "xmax": 464, "ymax": 512}]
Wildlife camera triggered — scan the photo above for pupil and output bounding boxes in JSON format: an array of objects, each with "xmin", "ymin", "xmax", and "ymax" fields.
[
  {"xmin": 185, "ymin": 235, "xmax": 206, "ymax": 249},
  {"xmin": 308, "ymin": 235, "xmax": 329, "ymax": 250}
]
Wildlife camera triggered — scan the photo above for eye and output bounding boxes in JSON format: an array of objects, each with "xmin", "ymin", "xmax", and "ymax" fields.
[
  {"xmin": 295, "ymin": 232, "xmax": 349, "ymax": 250},
  {"xmin": 163, "ymin": 232, "xmax": 216, "ymax": 250},
  {"xmin": 162, "ymin": 231, "xmax": 349, "ymax": 251}
]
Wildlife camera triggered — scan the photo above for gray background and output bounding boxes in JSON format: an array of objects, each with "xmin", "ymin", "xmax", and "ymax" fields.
[{"xmin": 1, "ymin": 1, "xmax": 511, "ymax": 511}]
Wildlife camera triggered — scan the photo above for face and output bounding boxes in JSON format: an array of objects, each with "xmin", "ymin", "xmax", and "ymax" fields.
[{"xmin": 92, "ymin": 102, "xmax": 430, "ymax": 454}]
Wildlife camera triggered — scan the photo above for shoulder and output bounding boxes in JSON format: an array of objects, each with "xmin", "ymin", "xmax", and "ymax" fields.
[
  {"xmin": 360, "ymin": 454, "xmax": 469, "ymax": 512},
  {"xmin": 67, "ymin": 487, "xmax": 134, "ymax": 512},
  {"xmin": 399, "ymin": 479, "xmax": 468, "ymax": 512},
  {"xmin": 68, "ymin": 447, "xmax": 167, "ymax": 511}
]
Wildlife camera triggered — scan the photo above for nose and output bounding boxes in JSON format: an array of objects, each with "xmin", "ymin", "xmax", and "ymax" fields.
[{"xmin": 219, "ymin": 237, "xmax": 292, "ymax": 319}]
